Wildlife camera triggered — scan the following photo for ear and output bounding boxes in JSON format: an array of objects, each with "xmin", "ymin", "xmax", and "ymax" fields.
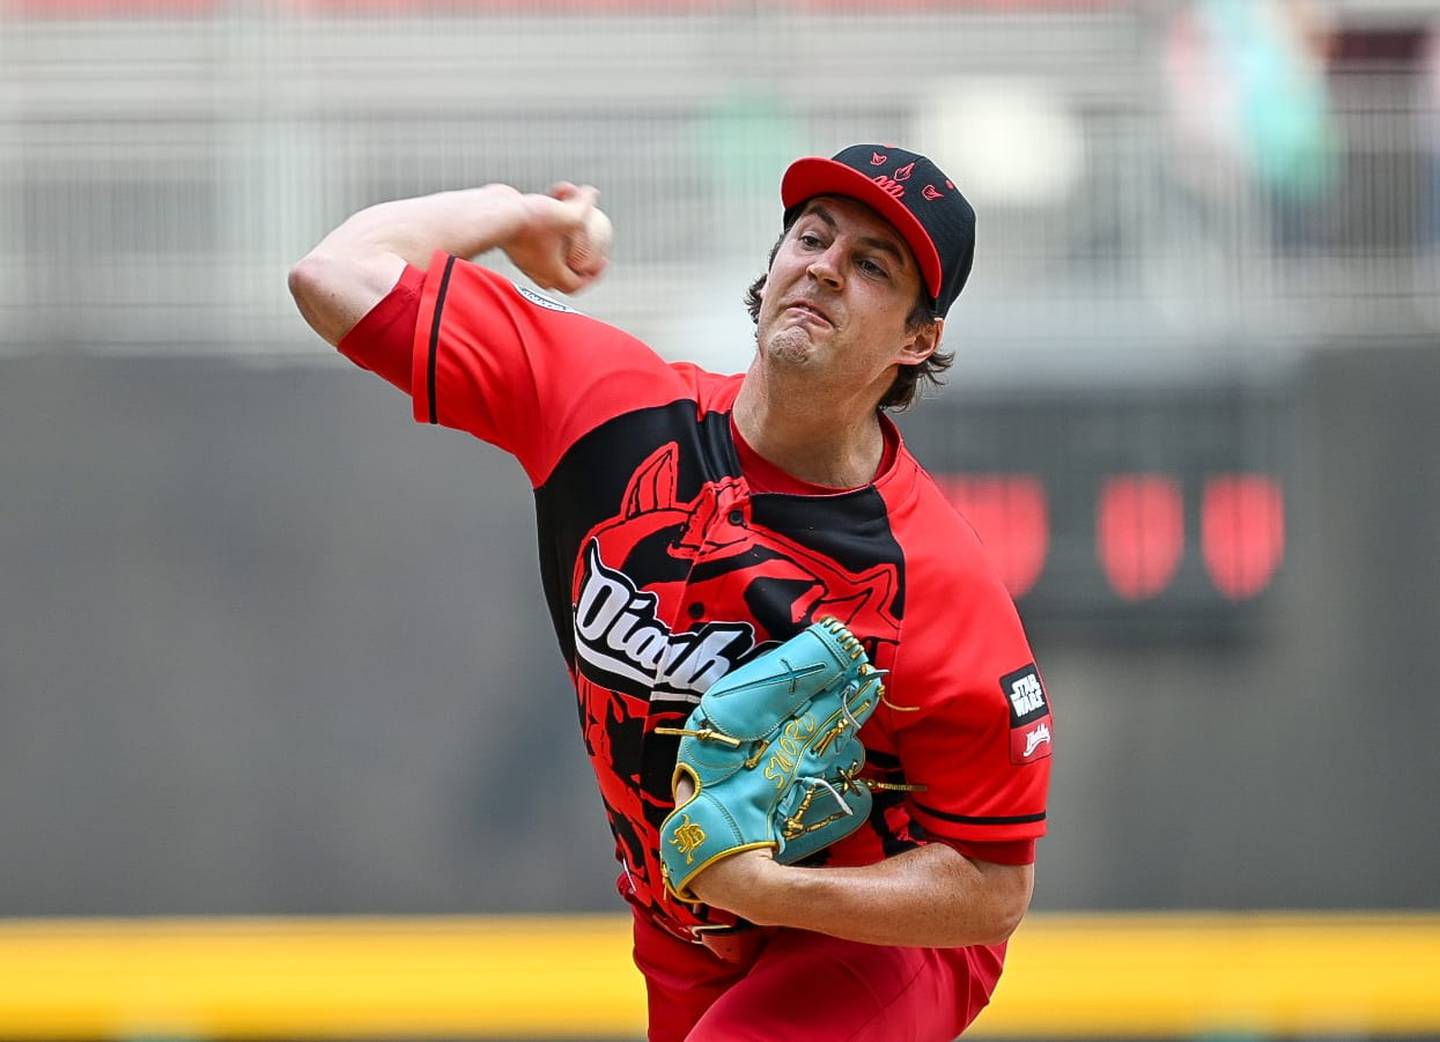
[{"xmin": 897, "ymin": 317, "xmax": 944, "ymax": 367}]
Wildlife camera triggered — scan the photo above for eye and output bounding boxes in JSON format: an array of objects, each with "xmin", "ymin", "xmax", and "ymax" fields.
[
  {"xmin": 857, "ymin": 257, "xmax": 890, "ymax": 279},
  {"xmin": 797, "ymin": 232, "xmax": 824, "ymax": 249}
]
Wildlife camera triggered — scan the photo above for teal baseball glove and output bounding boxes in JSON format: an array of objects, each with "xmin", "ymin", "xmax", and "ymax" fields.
[{"xmin": 656, "ymin": 617, "xmax": 901, "ymax": 903}]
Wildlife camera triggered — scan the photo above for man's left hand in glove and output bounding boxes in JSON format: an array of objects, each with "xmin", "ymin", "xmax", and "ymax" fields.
[{"xmin": 657, "ymin": 618, "xmax": 906, "ymax": 905}]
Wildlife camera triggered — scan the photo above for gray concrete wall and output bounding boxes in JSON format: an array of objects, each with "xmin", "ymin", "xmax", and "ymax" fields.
[{"xmin": 1, "ymin": 349, "xmax": 1436, "ymax": 915}]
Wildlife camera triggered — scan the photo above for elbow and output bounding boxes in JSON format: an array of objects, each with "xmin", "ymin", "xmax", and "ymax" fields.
[
  {"xmin": 287, "ymin": 249, "xmax": 401, "ymax": 348},
  {"xmin": 287, "ymin": 253, "xmax": 344, "ymax": 347},
  {"xmin": 287, "ymin": 251, "xmax": 332, "ymax": 317},
  {"xmin": 287, "ymin": 254, "xmax": 313, "ymax": 302},
  {"xmin": 980, "ymin": 900, "xmax": 1028, "ymax": 946},
  {"xmin": 966, "ymin": 860, "xmax": 1034, "ymax": 946},
  {"xmin": 955, "ymin": 902, "xmax": 1025, "ymax": 948}
]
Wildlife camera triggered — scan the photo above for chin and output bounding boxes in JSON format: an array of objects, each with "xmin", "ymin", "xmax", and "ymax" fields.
[{"xmin": 762, "ymin": 325, "xmax": 819, "ymax": 367}]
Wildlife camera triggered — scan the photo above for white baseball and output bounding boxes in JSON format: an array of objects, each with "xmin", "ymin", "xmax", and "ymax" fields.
[{"xmin": 567, "ymin": 207, "xmax": 613, "ymax": 275}]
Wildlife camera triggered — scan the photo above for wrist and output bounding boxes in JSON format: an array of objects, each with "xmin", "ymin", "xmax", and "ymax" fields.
[
  {"xmin": 688, "ymin": 849, "xmax": 788, "ymax": 922},
  {"xmin": 740, "ymin": 858, "xmax": 797, "ymax": 926},
  {"xmin": 747, "ymin": 859, "xmax": 825, "ymax": 928},
  {"xmin": 456, "ymin": 183, "xmax": 528, "ymax": 254}
]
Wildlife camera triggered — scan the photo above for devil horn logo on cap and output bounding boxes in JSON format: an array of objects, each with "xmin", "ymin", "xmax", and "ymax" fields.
[
  {"xmin": 871, "ymin": 152, "xmax": 888, "ymax": 166},
  {"xmin": 922, "ymin": 184, "xmax": 943, "ymax": 201},
  {"xmin": 871, "ymin": 175, "xmax": 905, "ymax": 199},
  {"xmin": 893, "ymin": 162, "xmax": 915, "ymax": 181}
]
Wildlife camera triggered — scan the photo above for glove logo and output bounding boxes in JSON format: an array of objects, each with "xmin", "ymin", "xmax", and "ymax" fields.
[
  {"xmin": 761, "ymin": 714, "xmax": 819, "ymax": 789},
  {"xmin": 669, "ymin": 815, "xmax": 707, "ymax": 865}
]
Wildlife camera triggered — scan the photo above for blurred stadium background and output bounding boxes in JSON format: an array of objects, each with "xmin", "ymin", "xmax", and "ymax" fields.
[{"xmin": 3, "ymin": 0, "xmax": 1439, "ymax": 1038}]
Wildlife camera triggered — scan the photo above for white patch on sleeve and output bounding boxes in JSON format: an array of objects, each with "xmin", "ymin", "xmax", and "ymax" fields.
[{"xmin": 516, "ymin": 285, "xmax": 578, "ymax": 314}]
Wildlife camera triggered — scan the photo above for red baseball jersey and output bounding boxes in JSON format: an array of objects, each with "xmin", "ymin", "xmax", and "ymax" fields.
[{"xmin": 342, "ymin": 253, "xmax": 1054, "ymax": 942}]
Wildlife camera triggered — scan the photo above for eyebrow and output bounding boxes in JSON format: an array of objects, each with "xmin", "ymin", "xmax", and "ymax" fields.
[{"xmin": 802, "ymin": 204, "xmax": 909, "ymax": 270}]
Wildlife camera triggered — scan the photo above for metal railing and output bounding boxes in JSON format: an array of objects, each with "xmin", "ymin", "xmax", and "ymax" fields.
[{"xmin": 2, "ymin": 4, "xmax": 1435, "ymax": 369}]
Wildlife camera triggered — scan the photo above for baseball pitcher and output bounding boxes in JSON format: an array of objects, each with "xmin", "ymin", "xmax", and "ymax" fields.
[{"xmin": 289, "ymin": 145, "xmax": 1054, "ymax": 1041}]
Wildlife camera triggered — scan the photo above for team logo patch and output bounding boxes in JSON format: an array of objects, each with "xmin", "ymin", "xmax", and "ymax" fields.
[
  {"xmin": 573, "ymin": 542, "xmax": 754, "ymax": 703},
  {"xmin": 1000, "ymin": 664, "xmax": 1052, "ymax": 764},
  {"xmin": 517, "ymin": 285, "xmax": 576, "ymax": 313}
]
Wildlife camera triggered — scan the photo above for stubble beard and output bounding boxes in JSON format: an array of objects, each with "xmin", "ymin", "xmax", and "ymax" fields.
[{"xmin": 758, "ymin": 318, "xmax": 820, "ymax": 370}]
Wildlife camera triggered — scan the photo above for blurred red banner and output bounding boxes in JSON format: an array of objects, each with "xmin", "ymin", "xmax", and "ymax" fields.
[{"xmin": 935, "ymin": 474, "xmax": 1050, "ymax": 598}]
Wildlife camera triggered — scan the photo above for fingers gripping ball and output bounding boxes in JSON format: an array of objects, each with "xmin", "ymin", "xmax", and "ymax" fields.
[
  {"xmin": 566, "ymin": 207, "xmax": 612, "ymax": 277},
  {"xmin": 657, "ymin": 618, "xmax": 903, "ymax": 903}
]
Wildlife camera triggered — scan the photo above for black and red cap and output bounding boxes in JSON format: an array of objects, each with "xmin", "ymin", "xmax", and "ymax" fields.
[{"xmin": 780, "ymin": 144, "xmax": 976, "ymax": 318}]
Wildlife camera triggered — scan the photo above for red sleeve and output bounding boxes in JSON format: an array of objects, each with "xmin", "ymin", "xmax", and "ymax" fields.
[
  {"xmin": 886, "ymin": 503, "xmax": 1054, "ymax": 847},
  {"xmin": 411, "ymin": 252, "xmax": 692, "ymax": 486},
  {"xmin": 938, "ymin": 838, "xmax": 1036, "ymax": 866},
  {"xmin": 337, "ymin": 264, "xmax": 425, "ymax": 394}
]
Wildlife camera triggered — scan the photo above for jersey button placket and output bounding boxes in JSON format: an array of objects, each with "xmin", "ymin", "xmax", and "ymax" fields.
[{"xmin": 683, "ymin": 494, "xmax": 750, "ymax": 623}]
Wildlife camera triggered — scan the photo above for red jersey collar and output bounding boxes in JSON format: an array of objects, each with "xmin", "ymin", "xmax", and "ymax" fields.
[{"xmin": 730, "ymin": 413, "xmax": 900, "ymax": 495}]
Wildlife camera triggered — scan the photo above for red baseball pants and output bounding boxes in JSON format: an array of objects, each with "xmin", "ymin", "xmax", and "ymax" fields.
[{"xmin": 631, "ymin": 910, "xmax": 1006, "ymax": 1042}]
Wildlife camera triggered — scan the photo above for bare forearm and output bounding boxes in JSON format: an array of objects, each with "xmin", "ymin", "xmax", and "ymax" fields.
[
  {"xmin": 309, "ymin": 184, "xmax": 527, "ymax": 269},
  {"xmin": 290, "ymin": 181, "xmax": 604, "ymax": 347},
  {"xmin": 288, "ymin": 185, "xmax": 524, "ymax": 346},
  {"xmin": 697, "ymin": 845, "xmax": 1032, "ymax": 948}
]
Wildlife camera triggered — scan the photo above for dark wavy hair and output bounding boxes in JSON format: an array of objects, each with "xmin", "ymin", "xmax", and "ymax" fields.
[{"xmin": 743, "ymin": 223, "xmax": 953, "ymax": 411}]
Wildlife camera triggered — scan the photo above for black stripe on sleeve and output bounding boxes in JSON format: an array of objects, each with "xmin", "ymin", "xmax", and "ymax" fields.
[
  {"xmin": 426, "ymin": 255, "xmax": 456, "ymax": 425},
  {"xmin": 912, "ymin": 800, "xmax": 1046, "ymax": 826}
]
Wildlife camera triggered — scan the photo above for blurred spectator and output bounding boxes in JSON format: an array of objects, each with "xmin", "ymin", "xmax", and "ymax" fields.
[{"xmin": 1165, "ymin": 0, "xmax": 1340, "ymax": 249}]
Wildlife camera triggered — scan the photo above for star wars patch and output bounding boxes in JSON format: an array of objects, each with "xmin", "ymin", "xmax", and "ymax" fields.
[
  {"xmin": 517, "ymin": 285, "xmax": 576, "ymax": 313},
  {"xmin": 1000, "ymin": 664, "xmax": 1053, "ymax": 764}
]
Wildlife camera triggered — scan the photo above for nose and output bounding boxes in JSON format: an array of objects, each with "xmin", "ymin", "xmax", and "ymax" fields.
[{"xmin": 806, "ymin": 243, "xmax": 844, "ymax": 290}]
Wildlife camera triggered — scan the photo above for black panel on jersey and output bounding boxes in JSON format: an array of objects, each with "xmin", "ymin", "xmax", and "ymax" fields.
[
  {"xmin": 533, "ymin": 402, "xmax": 741, "ymax": 665},
  {"xmin": 698, "ymin": 402, "xmax": 744, "ymax": 478},
  {"xmin": 744, "ymin": 577, "xmax": 821, "ymax": 638},
  {"xmin": 620, "ymin": 525, "xmax": 694, "ymax": 588},
  {"xmin": 534, "ymin": 404, "xmax": 910, "ymax": 661},
  {"xmin": 749, "ymin": 489, "xmax": 906, "ymax": 618},
  {"xmin": 687, "ymin": 544, "xmax": 786, "ymax": 584}
]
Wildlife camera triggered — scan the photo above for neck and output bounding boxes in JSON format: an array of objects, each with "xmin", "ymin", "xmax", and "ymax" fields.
[{"xmin": 733, "ymin": 362, "xmax": 888, "ymax": 489}]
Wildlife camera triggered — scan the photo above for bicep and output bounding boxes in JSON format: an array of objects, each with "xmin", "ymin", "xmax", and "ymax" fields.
[{"xmin": 288, "ymin": 250, "xmax": 407, "ymax": 347}]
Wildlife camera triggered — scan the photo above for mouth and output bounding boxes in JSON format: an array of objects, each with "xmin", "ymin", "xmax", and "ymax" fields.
[{"xmin": 783, "ymin": 300, "xmax": 834, "ymax": 326}]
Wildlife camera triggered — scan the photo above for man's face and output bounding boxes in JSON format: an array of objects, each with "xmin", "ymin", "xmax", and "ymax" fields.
[{"xmin": 754, "ymin": 195, "xmax": 940, "ymax": 402}]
